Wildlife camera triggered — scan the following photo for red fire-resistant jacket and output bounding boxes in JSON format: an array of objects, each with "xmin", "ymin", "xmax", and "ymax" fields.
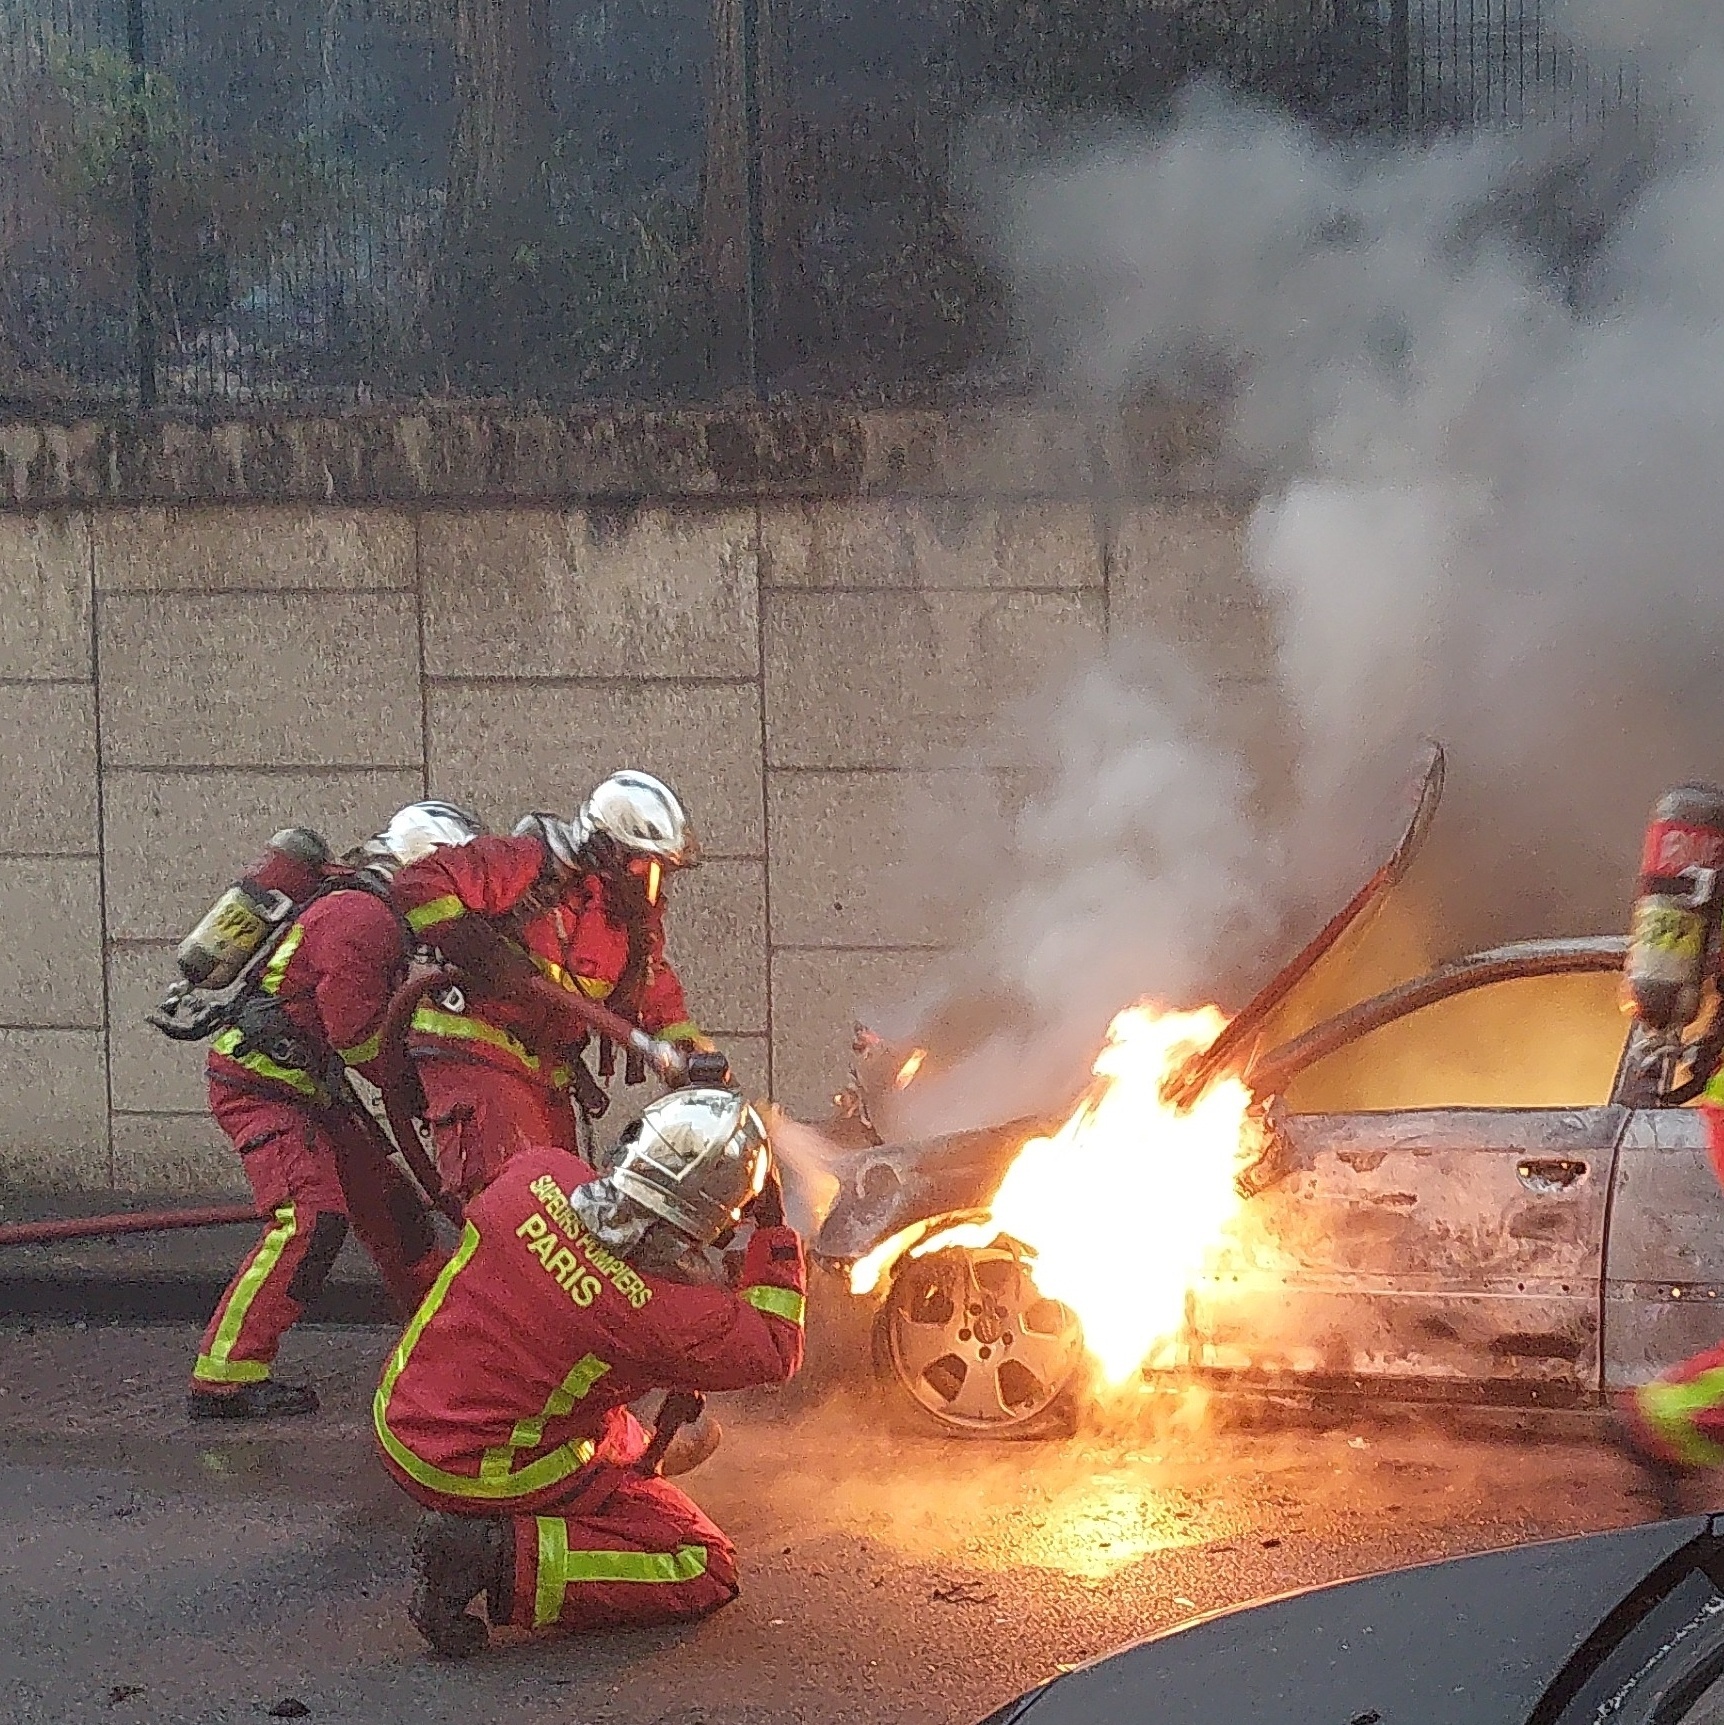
[
  {"xmin": 372, "ymin": 1145, "xmax": 806, "ymax": 1513},
  {"xmin": 390, "ymin": 836, "xmax": 701, "ymax": 1092},
  {"xmin": 207, "ymin": 887, "xmax": 406, "ymax": 1103}
]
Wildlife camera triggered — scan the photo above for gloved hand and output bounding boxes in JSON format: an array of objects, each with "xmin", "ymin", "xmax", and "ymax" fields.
[
  {"xmin": 745, "ymin": 1166, "xmax": 785, "ymax": 1229},
  {"xmin": 683, "ymin": 1048, "xmax": 732, "ymax": 1087}
]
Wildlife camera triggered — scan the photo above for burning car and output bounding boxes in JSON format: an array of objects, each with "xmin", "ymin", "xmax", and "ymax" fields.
[{"xmin": 807, "ymin": 749, "xmax": 1724, "ymax": 1436}]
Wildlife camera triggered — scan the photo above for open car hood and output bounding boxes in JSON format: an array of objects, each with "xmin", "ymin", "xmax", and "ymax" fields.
[
  {"xmin": 833, "ymin": 743, "xmax": 1447, "ymax": 1154},
  {"xmin": 812, "ymin": 742, "xmax": 1465, "ymax": 1265},
  {"xmin": 1161, "ymin": 739, "xmax": 1447, "ymax": 1109}
]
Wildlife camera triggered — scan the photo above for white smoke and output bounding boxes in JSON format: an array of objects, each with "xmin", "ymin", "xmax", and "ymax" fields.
[{"xmin": 884, "ymin": 3, "xmax": 1724, "ymax": 1138}]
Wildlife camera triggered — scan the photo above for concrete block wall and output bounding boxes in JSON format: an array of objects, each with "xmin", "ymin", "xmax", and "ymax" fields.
[{"xmin": 0, "ymin": 407, "xmax": 1263, "ymax": 1194}]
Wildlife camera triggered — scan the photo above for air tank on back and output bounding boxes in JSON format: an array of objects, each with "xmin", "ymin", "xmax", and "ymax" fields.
[
  {"xmin": 175, "ymin": 828, "xmax": 332, "ymax": 989},
  {"xmin": 1623, "ymin": 783, "xmax": 1724, "ymax": 1039}
]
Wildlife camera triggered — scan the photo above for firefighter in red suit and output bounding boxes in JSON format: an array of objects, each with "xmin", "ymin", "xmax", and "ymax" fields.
[
  {"xmin": 189, "ymin": 802, "xmax": 485, "ymax": 1422},
  {"xmin": 388, "ymin": 771, "xmax": 718, "ymax": 1202},
  {"xmin": 373, "ymin": 1087, "xmax": 803, "ymax": 1655},
  {"xmin": 1615, "ymin": 1087, "xmax": 1724, "ymax": 1508}
]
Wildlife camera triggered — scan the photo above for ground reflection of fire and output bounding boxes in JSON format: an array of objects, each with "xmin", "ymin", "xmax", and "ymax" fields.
[
  {"xmin": 1015, "ymin": 1474, "xmax": 1229, "ymax": 1580},
  {"xmin": 852, "ymin": 1005, "xmax": 1262, "ymax": 1387}
]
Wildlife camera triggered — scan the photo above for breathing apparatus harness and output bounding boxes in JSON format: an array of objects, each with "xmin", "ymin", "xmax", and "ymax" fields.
[{"xmin": 150, "ymin": 869, "xmax": 412, "ymax": 1106}]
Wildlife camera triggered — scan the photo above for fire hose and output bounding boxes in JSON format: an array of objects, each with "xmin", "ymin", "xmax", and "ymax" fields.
[
  {"xmin": 0, "ymin": 970, "xmax": 462, "ymax": 1251},
  {"xmin": 0, "ymin": 1204, "xmax": 265, "ymax": 1249},
  {"xmin": 0, "ymin": 963, "xmax": 712, "ymax": 1251},
  {"xmin": 367, "ymin": 966, "xmax": 465, "ymax": 1224}
]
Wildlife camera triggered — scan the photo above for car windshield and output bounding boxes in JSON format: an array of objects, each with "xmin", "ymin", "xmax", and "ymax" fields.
[{"xmin": 1280, "ymin": 969, "xmax": 1629, "ymax": 1113}]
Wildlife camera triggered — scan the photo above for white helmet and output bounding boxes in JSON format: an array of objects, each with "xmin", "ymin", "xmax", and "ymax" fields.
[
  {"xmin": 515, "ymin": 771, "xmax": 700, "ymax": 877},
  {"xmin": 355, "ymin": 800, "xmax": 485, "ymax": 875},
  {"xmin": 606, "ymin": 1088, "xmax": 769, "ymax": 1248}
]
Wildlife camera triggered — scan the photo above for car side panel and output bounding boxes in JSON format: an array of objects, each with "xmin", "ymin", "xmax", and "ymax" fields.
[
  {"xmin": 1179, "ymin": 1108, "xmax": 1626, "ymax": 1401},
  {"xmin": 1603, "ymin": 1108, "xmax": 1724, "ymax": 1390}
]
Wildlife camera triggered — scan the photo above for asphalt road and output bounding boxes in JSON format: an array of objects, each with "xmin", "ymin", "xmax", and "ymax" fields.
[{"xmin": 0, "ymin": 1309, "xmax": 1693, "ymax": 1725}]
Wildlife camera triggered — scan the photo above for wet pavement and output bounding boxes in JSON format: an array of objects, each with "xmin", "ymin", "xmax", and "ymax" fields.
[{"xmin": 0, "ymin": 1306, "xmax": 1693, "ymax": 1725}]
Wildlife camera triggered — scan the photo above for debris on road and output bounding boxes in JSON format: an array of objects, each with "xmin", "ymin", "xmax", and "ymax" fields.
[{"xmin": 931, "ymin": 1580, "xmax": 998, "ymax": 1605}]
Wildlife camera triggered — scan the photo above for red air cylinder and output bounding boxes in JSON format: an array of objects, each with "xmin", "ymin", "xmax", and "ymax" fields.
[
  {"xmin": 175, "ymin": 828, "xmax": 332, "ymax": 988},
  {"xmin": 1623, "ymin": 784, "xmax": 1724, "ymax": 1036}
]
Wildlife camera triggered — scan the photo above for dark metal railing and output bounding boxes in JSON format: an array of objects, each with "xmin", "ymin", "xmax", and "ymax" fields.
[{"xmin": 0, "ymin": 0, "xmax": 1638, "ymax": 414}]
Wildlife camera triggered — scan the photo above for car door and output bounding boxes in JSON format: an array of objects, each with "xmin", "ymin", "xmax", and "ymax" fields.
[
  {"xmin": 1602, "ymin": 1105, "xmax": 1724, "ymax": 1391},
  {"xmin": 1183, "ymin": 1104, "xmax": 1628, "ymax": 1403}
]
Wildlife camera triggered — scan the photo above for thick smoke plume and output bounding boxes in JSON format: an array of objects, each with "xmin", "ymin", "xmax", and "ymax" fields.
[{"xmin": 880, "ymin": 2, "xmax": 1724, "ymax": 1138}]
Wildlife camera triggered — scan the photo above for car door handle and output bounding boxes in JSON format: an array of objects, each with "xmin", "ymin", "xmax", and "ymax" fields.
[{"xmin": 1516, "ymin": 1158, "xmax": 1587, "ymax": 1193}]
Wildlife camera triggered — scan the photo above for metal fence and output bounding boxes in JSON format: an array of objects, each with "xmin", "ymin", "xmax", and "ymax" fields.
[{"xmin": 0, "ymin": 0, "xmax": 1636, "ymax": 413}]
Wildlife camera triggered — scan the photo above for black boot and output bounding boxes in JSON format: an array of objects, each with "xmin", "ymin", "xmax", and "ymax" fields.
[
  {"xmin": 409, "ymin": 1512, "xmax": 512, "ymax": 1658},
  {"xmin": 187, "ymin": 1380, "xmax": 320, "ymax": 1421}
]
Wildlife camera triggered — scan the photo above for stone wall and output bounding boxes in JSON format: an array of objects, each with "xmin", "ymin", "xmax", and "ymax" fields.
[{"xmin": 0, "ymin": 406, "xmax": 1261, "ymax": 1194}]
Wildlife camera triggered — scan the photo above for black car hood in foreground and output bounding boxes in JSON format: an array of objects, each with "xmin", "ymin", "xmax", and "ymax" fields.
[{"xmin": 984, "ymin": 1517, "xmax": 1724, "ymax": 1725}]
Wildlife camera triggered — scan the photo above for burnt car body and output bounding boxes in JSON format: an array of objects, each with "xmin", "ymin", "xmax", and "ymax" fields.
[
  {"xmin": 978, "ymin": 1515, "xmax": 1724, "ymax": 1725},
  {"xmin": 810, "ymin": 751, "xmax": 1724, "ymax": 1434}
]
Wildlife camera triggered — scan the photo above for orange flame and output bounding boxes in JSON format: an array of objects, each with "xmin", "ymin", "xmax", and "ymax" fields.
[
  {"xmin": 894, "ymin": 1049, "xmax": 927, "ymax": 1089},
  {"xmin": 851, "ymin": 1003, "xmax": 1261, "ymax": 1387}
]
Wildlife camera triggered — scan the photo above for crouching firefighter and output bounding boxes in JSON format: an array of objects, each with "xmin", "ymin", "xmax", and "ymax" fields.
[
  {"xmin": 389, "ymin": 770, "xmax": 724, "ymax": 1202},
  {"xmin": 181, "ymin": 802, "xmax": 485, "ymax": 1420},
  {"xmin": 371, "ymin": 1087, "xmax": 804, "ymax": 1655}
]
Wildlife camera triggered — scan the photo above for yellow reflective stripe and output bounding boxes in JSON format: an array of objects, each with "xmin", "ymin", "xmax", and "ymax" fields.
[
  {"xmin": 384, "ymin": 1431, "xmax": 596, "ymax": 1504},
  {"xmin": 411, "ymin": 1005, "xmax": 542, "ymax": 1073},
  {"xmin": 210, "ymin": 1027, "xmax": 322, "ymax": 1099},
  {"xmin": 405, "ymin": 894, "xmax": 465, "ymax": 934},
  {"xmin": 742, "ymin": 1284, "xmax": 805, "ymax": 1326},
  {"xmin": 479, "ymin": 1352, "xmax": 610, "ymax": 1481},
  {"xmin": 377, "ymin": 1221, "xmax": 478, "ymax": 1404},
  {"xmin": 260, "ymin": 923, "xmax": 305, "ymax": 996},
  {"xmin": 655, "ymin": 1020, "xmax": 707, "ymax": 1049},
  {"xmin": 338, "ymin": 1027, "xmax": 384, "ymax": 1068},
  {"xmin": 373, "ymin": 1224, "xmax": 599, "ymax": 1502},
  {"xmin": 191, "ymin": 1353, "xmax": 271, "ymax": 1384},
  {"xmin": 194, "ymin": 1203, "xmax": 297, "ymax": 1385},
  {"xmin": 533, "ymin": 1520, "xmax": 708, "ymax": 1627},
  {"xmin": 535, "ymin": 1518, "xmax": 568, "ymax": 1628},
  {"xmin": 495, "ymin": 1353, "xmax": 611, "ymax": 1459},
  {"xmin": 1705, "ymin": 1067, "xmax": 1724, "ymax": 1107},
  {"xmin": 411, "ymin": 1006, "xmax": 573, "ymax": 1093},
  {"xmin": 1637, "ymin": 1374, "xmax": 1724, "ymax": 1468},
  {"xmin": 531, "ymin": 958, "xmax": 614, "ymax": 1016}
]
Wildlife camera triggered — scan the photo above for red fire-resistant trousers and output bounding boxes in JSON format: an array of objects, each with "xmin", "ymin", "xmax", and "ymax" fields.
[
  {"xmin": 417, "ymin": 1060, "xmax": 581, "ymax": 1203},
  {"xmin": 389, "ymin": 1412, "xmax": 739, "ymax": 1635},
  {"xmin": 192, "ymin": 1083, "xmax": 447, "ymax": 1390}
]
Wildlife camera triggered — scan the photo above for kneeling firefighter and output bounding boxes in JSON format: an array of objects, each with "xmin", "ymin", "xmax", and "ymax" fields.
[
  {"xmin": 372, "ymin": 1087, "xmax": 804, "ymax": 1655},
  {"xmin": 187, "ymin": 801, "xmax": 485, "ymax": 1420},
  {"xmin": 388, "ymin": 770, "xmax": 723, "ymax": 1202}
]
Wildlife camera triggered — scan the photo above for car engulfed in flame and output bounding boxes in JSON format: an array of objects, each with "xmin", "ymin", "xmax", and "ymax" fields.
[{"xmin": 807, "ymin": 750, "xmax": 1724, "ymax": 1436}]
